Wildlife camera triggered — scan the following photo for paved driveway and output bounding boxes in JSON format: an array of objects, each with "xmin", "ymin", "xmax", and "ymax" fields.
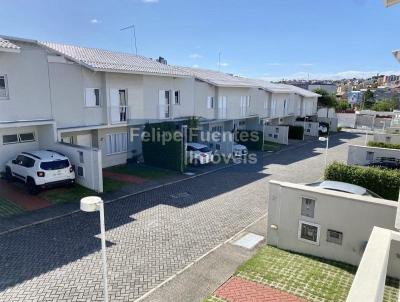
[{"xmin": 0, "ymin": 132, "xmax": 362, "ymax": 302}]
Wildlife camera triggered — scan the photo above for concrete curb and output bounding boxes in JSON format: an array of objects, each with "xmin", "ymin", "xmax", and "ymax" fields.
[{"xmin": 133, "ymin": 213, "xmax": 267, "ymax": 302}]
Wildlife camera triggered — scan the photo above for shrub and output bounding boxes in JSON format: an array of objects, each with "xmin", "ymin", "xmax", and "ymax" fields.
[
  {"xmin": 235, "ymin": 130, "xmax": 263, "ymax": 150},
  {"xmin": 324, "ymin": 162, "xmax": 400, "ymax": 201},
  {"xmin": 288, "ymin": 125, "xmax": 304, "ymax": 140},
  {"xmin": 367, "ymin": 141, "xmax": 400, "ymax": 150},
  {"xmin": 142, "ymin": 122, "xmax": 185, "ymax": 172}
]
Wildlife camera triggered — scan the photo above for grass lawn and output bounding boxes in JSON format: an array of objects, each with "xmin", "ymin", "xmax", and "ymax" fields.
[
  {"xmin": 41, "ymin": 178, "xmax": 128, "ymax": 205},
  {"xmin": 263, "ymin": 141, "xmax": 284, "ymax": 152},
  {"xmin": 0, "ymin": 196, "xmax": 24, "ymax": 218},
  {"xmin": 231, "ymin": 246, "xmax": 399, "ymax": 302},
  {"xmin": 106, "ymin": 164, "xmax": 176, "ymax": 179}
]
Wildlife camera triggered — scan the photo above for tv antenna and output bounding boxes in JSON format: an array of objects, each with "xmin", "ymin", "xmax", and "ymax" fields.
[
  {"xmin": 218, "ymin": 52, "xmax": 222, "ymax": 72},
  {"xmin": 121, "ymin": 24, "xmax": 138, "ymax": 55}
]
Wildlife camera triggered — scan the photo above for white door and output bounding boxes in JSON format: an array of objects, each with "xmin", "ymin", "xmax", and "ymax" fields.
[
  {"xmin": 218, "ymin": 96, "xmax": 227, "ymax": 119},
  {"xmin": 158, "ymin": 90, "xmax": 170, "ymax": 119},
  {"xmin": 76, "ymin": 134, "xmax": 92, "ymax": 147},
  {"xmin": 110, "ymin": 89, "xmax": 120, "ymax": 123}
]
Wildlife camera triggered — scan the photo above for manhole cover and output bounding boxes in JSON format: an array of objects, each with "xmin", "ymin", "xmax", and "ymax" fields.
[
  {"xmin": 170, "ymin": 192, "xmax": 191, "ymax": 199},
  {"xmin": 232, "ymin": 233, "xmax": 264, "ymax": 249}
]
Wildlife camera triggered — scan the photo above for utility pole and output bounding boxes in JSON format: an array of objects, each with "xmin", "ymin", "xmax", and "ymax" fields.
[{"xmin": 121, "ymin": 24, "xmax": 138, "ymax": 55}]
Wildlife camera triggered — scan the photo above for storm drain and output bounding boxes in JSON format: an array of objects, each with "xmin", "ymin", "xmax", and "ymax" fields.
[
  {"xmin": 232, "ymin": 233, "xmax": 264, "ymax": 249},
  {"xmin": 170, "ymin": 192, "xmax": 191, "ymax": 199}
]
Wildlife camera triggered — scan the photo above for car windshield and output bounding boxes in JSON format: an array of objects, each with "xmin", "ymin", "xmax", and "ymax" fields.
[
  {"xmin": 40, "ymin": 159, "xmax": 70, "ymax": 170},
  {"xmin": 199, "ymin": 147, "xmax": 211, "ymax": 153}
]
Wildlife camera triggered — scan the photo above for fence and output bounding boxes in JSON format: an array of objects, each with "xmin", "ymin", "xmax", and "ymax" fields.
[{"xmin": 294, "ymin": 121, "xmax": 319, "ymax": 137}]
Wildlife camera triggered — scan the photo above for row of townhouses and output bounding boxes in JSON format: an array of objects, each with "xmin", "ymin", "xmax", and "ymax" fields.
[{"xmin": 0, "ymin": 35, "xmax": 319, "ymax": 173}]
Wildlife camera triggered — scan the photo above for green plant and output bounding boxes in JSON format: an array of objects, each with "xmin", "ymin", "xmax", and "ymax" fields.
[
  {"xmin": 367, "ymin": 141, "xmax": 400, "ymax": 150},
  {"xmin": 324, "ymin": 162, "xmax": 400, "ymax": 201},
  {"xmin": 288, "ymin": 125, "xmax": 304, "ymax": 140},
  {"xmin": 313, "ymin": 88, "xmax": 338, "ymax": 108},
  {"xmin": 235, "ymin": 130, "xmax": 263, "ymax": 150},
  {"xmin": 142, "ymin": 122, "xmax": 185, "ymax": 172},
  {"xmin": 186, "ymin": 116, "xmax": 200, "ymax": 143},
  {"xmin": 337, "ymin": 126, "xmax": 342, "ymax": 132}
]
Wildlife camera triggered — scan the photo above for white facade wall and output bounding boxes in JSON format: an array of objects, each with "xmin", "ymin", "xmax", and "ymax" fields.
[
  {"xmin": 302, "ymin": 97, "xmax": 318, "ymax": 116},
  {"xmin": 216, "ymin": 87, "xmax": 251, "ymax": 119},
  {"xmin": 193, "ymin": 80, "xmax": 217, "ymax": 120},
  {"xmin": 264, "ymin": 125, "xmax": 289, "ymax": 145},
  {"xmin": 347, "ymin": 145, "xmax": 400, "ymax": 166},
  {"xmin": 374, "ymin": 133, "xmax": 400, "ymax": 144},
  {"xmin": 267, "ymin": 181, "xmax": 400, "ymax": 278},
  {"xmin": 0, "ymin": 42, "xmax": 52, "ymax": 122}
]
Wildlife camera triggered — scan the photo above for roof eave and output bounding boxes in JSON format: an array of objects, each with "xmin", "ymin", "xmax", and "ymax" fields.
[
  {"xmin": 0, "ymin": 47, "xmax": 20, "ymax": 54},
  {"xmin": 93, "ymin": 67, "xmax": 191, "ymax": 78}
]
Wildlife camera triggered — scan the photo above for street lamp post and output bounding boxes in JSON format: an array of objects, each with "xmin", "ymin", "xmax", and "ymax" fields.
[
  {"xmin": 81, "ymin": 196, "xmax": 109, "ymax": 302},
  {"xmin": 319, "ymin": 136, "xmax": 329, "ymax": 170},
  {"xmin": 362, "ymin": 125, "xmax": 369, "ymax": 146}
]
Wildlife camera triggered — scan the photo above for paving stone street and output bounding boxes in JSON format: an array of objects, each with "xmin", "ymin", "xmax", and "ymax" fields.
[{"xmin": 0, "ymin": 132, "xmax": 362, "ymax": 302}]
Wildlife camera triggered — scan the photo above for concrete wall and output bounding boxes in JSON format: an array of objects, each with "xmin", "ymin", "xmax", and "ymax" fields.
[
  {"xmin": 386, "ymin": 127, "xmax": 400, "ymax": 135},
  {"xmin": 0, "ymin": 42, "xmax": 53, "ymax": 122},
  {"xmin": 264, "ymin": 125, "xmax": 289, "ymax": 145},
  {"xmin": 338, "ymin": 113, "xmax": 356, "ymax": 128},
  {"xmin": 193, "ymin": 80, "xmax": 217, "ymax": 120},
  {"xmin": 347, "ymin": 145, "xmax": 400, "ymax": 166},
  {"xmin": 302, "ymin": 97, "xmax": 318, "ymax": 116},
  {"xmin": 318, "ymin": 117, "xmax": 338, "ymax": 132},
  {"xmin": 267, "ymin": 181, "xmax": 400, "ymax": 278},
  {"xmin": 294, "ymin": 121, "xmax": 319, "ymax": 137},
  {"xmin": 318, "ymin": 108, "xmax": 336, "ymax": 118},
  {"xmin": 97, "ymin": 126, "xmax": 129, "ymax": 168},
  {"xmin": 373, "ymin": 133, "xmax": 400, "ymax": 145}
]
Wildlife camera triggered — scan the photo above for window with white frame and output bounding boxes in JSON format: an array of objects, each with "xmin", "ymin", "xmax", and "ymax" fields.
[
  {"xmin": 298, "ymin": 220, "xmax": 320, "ymax": 245},
  {"xmin": 218, "ymin": 96, "xmax": 227, "ymax": 119},
  {"xmin": 240, "ymin": 96, "xmax": 250, "ymax": 117},
  {"xmin": 0, "ymin": 75, "xmax": 9, "ymax": 99},
  {"xmin": 2, "ymin": 132, "xmax": 35, "ymax": 145},
  {"xmin": 207, "ymin": 96, "xmax": 214, "ymax": 109},
  {"xmin": 85, "ymin": 88, "xmax": 100, "ymax": 107},
  {"xmin": 174, "ymin": 90, "xmax": 180, "ymax": 105},
  {"xmin": 271, "ymin": 99, "xmax": 277, "ymax": 117},
  {"xmin": 106, "ymin": 132, "xmax": 128, "ymax": 155}
]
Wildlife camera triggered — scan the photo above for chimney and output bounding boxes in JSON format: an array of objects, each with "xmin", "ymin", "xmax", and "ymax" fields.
[{"xmin": 157, "ymin": 57, "xmax": 168, "ymax": 65}]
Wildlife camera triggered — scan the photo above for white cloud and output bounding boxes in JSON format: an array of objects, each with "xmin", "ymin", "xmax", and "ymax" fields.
[
  {"xmin": 297, "ymin": 63, "xmax": 314, "ymax": 67},
  {"xmin": 142, "ymin": 0, "xmax": 159, "ymax": 3},
  {"xmin": 218, "ymin": 62, "xmax": 229, "ymax": 67},
  {"xmin": 189, "ymin": 53, "xmax": 203, "ymax": 59},
  {"xmin": 192, "ymin": 64, "xmax": 200, "ymax": 68},
  {"xmin": 90, "ymin": 19, "xmax": 100, "ymax": 24},
  {"xmin": 260, "ymin": 70, "xmax": 400, "ymax": 81}
]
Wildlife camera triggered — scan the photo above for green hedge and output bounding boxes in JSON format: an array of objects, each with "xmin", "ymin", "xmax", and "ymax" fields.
[
  {"xmin": 142, "ymin": 122, "xmax": 184, "ymax": 172},
  {"xmin": 324, "ymin": 162, "xmax": 400, "ymax": 201},
  {"xmin": 288, "ymin": 125, "xmax": 304, "ymax": 140},
  {"xmin": 235, "ymin": 130, "xmax": 263, "ymax": 150},
  {"xmin": 367, "ymin": 141, "xmax": 400, "ymax": 150}
]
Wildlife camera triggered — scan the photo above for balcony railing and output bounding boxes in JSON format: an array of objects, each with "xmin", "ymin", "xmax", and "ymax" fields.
[{"xmin": 110, "ymin": 106, "xmax": 128, "ymax": 124}]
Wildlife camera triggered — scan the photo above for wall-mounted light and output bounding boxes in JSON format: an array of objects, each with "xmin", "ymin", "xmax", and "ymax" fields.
[{"xmin": 270, "ymin": 224, "xmax": 278, "ymax": 230}]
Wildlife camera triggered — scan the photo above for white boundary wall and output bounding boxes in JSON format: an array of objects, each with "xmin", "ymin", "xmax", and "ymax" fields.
[
  {"xmin": 264, "ymin": 125, "xmax": 289, "ymax": 145},
  {"xmin": 338, "ymin": 113, "xmax": 356, "ymax": 128},
  {"xmin": 374, "ymin": 133, "xmax": 400, "ymax": 145},
  {"xmin": 347, "ymin": 145, "xmax": 400, "ymax": 166},
  {"xmin": 294, "ymin": 121, "xmax": 319, "ymax": 137},
  {"xmin": 267, "ymin": 181, "xmax": 400, "ymax": 278}
]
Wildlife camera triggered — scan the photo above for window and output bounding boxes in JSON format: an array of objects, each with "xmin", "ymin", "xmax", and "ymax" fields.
[
  {"xmin": 159, "ymin": 90, "xmax": 171, "ymax": 119},
  {"xmin": 240, "ymin": 96, "xmax": 250, "ymax": 117},
  {"xmin": 327, "ymin": 229, "xmax": 343, "ymax": 245},
  {"xmin": 40, "ymin": 160, "xmax": 70, "ymax": 170},
  {"xmin": 85, "ymin": 88, "xmax": 100, "ymax": 107},
  {"xmin": 218, "ymin": 96, "xmax": 227, "ymax": 119},
  {"xmin": 106, "ymin": 132, "xmax": 128, "ymax": 155},
  {"xmin": 78, "ymin": 151, "xmax": 84, "ymax": 163},
  {"xmin": 0, "ymin": 75, "xmax": 8, "ymax": 99},
  {"xmin": 301, "ymin": 197, "xmax": 315, "ymax": 218},
  {"xmin": 19, "ymin": 132, "xmax": 35, "ymax": 142},
  {"xmin": 3, "ymin": 134, "xmax": 18, "ymax": 144},
  {"xmin": 298, "ymin": 221, "xmax": 320, "ymax": 245},
  {"xmin": 207, "ymin": 96, "xmax": 214, "ymax": 109},
  {"xmin": 275, "ymin": 128, "xmax": 279, "ymax": 133},
  {"xmin": 174, "ymin": 90, "xmax": 180, "ymax": 105},
  {"xmin": 61, "ymin": 136, "xmax": 74, "ymax": 144},
  {"xmin": 77, "ymin": 166, "xmax": 84, "ymax": 177},
  {"xmin": 366, "ymin": 151, "xmax": 374, "ymax": 162}
]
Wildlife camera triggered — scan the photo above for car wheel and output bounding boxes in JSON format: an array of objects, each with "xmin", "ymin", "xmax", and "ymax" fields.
[
  {"xmin": 27, "ymin": 178, "xmax": 39, "ymax": 195},
  {"xmin": 5, "ymin": 167, "xmax": 13, "ymax": 183}
]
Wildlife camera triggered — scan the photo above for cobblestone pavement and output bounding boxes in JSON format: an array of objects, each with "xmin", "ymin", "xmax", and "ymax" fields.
[{"xmin": 0, "ymin": 132, "xmax": 362, "ymax": 302}]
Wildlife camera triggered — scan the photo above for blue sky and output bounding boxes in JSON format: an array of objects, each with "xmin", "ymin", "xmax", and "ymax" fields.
[{"xmin": 1, "ymin": 0, "xmax": 399, "ymax": 80}]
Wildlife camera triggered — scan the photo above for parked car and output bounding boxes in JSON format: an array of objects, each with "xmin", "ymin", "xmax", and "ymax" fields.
[
  {"xmin": 367, "ymin": 159, "xmax": 400, "ymax": 170},
  {"xmin": 186, "ymin": 143, "xmax": 214, "ymax": 165},
  {"xmin": 306, "ymin": 180, "xmax": 382, "ymax": 198},
  {"xmin": 5, "ymin": 150, "xmax": 76, "ymax": 194},
  {"xmin": 233, "ymin": 143, "xmax": 248, "ymax": 158}
]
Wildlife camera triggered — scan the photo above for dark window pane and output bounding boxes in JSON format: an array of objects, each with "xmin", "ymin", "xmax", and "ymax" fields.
[
  {"xmin": 3, "ymin": 134, "xmax": 18, "ymax": 144},
  {"xmin": 19, "ymin": 132, "xmax": 35, "ymax": 142},
  {"xmin": 40, "ymin": 160, "xmax": 70, "ymax": 170}
]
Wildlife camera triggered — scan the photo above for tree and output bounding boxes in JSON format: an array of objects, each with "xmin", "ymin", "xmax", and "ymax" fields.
[
  {"xmin": 371, "ymin": 98, "xmax": 399, "ymax": 112},
  {"xmin": 363, "ymin": 89, "xmax": 375, "ymax": 109},
  {"xmin": 336, "ymin": 100, "xmax": 349, "ymax": 111},
  {"xmin": 313, "ymin": 88, "xmax": 338, "ymax": 108}
]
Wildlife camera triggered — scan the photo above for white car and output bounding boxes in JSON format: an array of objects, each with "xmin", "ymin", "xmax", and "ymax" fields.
[
  {"xmin": 5, "ymin": 150, "xmax": 76, "ymax": 194},
  {"xmin": 306, "ymin": 181, "xmax": 382, "ymax": 198},
  {"xmin": 233, "ymin": 143, "xmax": 248, "ymax": 158},
  {"xmin": 186, "ymin": 143, "xmax": 214, "ymax": 165}
]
